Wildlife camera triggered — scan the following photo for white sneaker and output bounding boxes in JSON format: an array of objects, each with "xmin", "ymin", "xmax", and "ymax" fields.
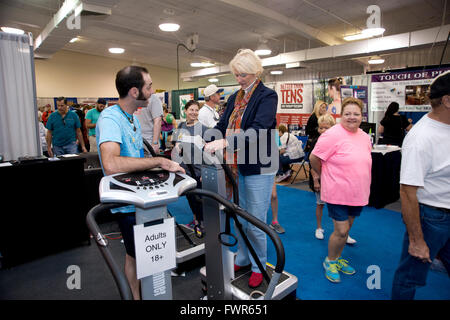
[
  {"xmin": 346, "ymin": 235, "xmax": 357, "ymax": 244},
  {"xmin": 315, "ymin": 228, "xmax": 324, "ymax": 240},
  {"xmin": 275, "ymin": 173, "xmax": 288, "ymax": 183}
]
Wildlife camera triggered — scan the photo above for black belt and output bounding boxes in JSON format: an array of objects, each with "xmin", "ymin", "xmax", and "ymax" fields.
[{"xmin": 420, "ymin": 203, "xmax": 450, "ymax": 214}]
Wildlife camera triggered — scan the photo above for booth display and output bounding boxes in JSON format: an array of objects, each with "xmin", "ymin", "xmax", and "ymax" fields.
[
  {"xmin": 0, "ymin": 156, "xmax": 90, "ymax": 268},
  {"xmin": 369, "ymin": 146, "xmax": 402, "ymax": 209}
]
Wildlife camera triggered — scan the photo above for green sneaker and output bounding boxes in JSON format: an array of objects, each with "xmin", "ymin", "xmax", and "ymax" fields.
[
  {"xmin": 323, "ymin": 257, "xmax": 340, "ymax": 283},
  {"xmin": 336, "ymin": 257, "xmax": 356, "ymax": 275}
]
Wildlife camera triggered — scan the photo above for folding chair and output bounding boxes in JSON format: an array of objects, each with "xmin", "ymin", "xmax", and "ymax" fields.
[{"xmin": 289, "ymin": 152, "xmax": 309, "ymax": 184}]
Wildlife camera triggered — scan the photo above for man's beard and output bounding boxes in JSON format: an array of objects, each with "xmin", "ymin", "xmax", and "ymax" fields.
[{"xmin": 136, "ymin": 89, "xmax": 149, "ymax": 108}]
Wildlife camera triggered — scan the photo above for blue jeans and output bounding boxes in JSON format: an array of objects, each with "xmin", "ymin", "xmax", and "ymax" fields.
[
  {"xmin": 235, "ymin": 173, "xmax": 275, "ymax": 273},
  {"xmin": 391, "ymin": 204, "xmax": 450, "ymax": 300},
  {"xmin": 277, "ymin": 154, "xmax": 303, "ymax": 175},
  {"xmin": 53, "ymin": 141, "xmax": 78, "ymax": 156}
]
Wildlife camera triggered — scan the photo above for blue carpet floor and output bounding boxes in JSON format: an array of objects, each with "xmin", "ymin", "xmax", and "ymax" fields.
[{"xmin": 168, "ymin": 185, "xmax": 450, "ymax": 300}]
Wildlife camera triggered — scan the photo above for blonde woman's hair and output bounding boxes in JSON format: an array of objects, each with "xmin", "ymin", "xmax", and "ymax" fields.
[
  {"xmin": 313, "ymin": 100, "xmax": 326, "ymax": 118},
  {"xmin": 317, "ymin": 114, "xmax": 336, "ymax": 127},
  {"xmin": 229, "ymin": 49, "xmax": 264, "ymax": 77}
]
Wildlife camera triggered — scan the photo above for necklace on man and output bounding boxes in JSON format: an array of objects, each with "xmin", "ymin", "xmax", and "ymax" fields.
[{"xmin": 119, "ymin": 106, "xmax": 136, "ymax": 131}]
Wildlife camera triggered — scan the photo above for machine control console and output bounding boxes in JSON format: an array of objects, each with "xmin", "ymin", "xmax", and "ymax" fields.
[{"xmin": 99, "ymin": 168, "xmax": 197, "ymax": 209}]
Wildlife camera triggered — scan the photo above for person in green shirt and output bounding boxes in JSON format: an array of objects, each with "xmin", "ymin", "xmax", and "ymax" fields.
[
  {"xmin": 46, "ymin": 97, "xmax": 87, "ymax": 157},
  {"xmin": 85, "ymin": 98, "xmax": 106, "ymax": 152}
]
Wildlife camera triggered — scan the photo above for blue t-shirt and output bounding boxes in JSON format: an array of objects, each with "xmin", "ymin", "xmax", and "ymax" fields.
[
  {"xmin": 85, "ymin": 108, "xmax": 102, "ymax": 136},
  {"xmin": 46, "ymin": 111, "xmax": 81, "ymax": 147},
  {"xmin": 96, "ymin": 104, "xmax": 144, "ymax": 213}
]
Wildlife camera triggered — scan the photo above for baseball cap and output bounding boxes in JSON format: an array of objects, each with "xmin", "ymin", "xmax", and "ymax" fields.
[
  {"xmin": 204, "ymin": 84, "xmax": 224, "ymax": 98},
  {"xmin": 429, "ymin": 71, "xmax": 450, "ymax": 99}
]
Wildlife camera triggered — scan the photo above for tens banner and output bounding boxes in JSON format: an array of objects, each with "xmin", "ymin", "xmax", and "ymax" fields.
[
  {"xmin": 370, "ymin": 68, "xmax": 450, "ymax": 112},
  {"xmin": 275, "ymin": 81, "xmax": 314, "ymax": 127}
]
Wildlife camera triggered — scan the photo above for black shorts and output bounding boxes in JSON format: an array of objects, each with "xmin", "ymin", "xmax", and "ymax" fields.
[{"xmin": 117, "ymin": 212, "xmax": 136, "ymax": 258}]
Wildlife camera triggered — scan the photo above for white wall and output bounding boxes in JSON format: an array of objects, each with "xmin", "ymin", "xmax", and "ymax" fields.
[{"xmin": 34, "ymin": 50, "xmax": 179, "ymax": 97}]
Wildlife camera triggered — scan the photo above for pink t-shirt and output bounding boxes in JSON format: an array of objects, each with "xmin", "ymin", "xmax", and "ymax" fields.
[{"xmin": 312, "ymin": 123, "xmax": 372, "ymax": 206}]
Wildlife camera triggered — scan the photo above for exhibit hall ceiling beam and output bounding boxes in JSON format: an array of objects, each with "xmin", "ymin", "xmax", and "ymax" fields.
[
  {"xmin": 34, "ymin": 0, "xmax": 111, "ymax": 57},
  {"xmin": 218, "ymin": 0, "xmax": 343, "ymax": 46},
  {"xmin": 180, "ymin": 24, "xmax": 450, "ymax": 80}
]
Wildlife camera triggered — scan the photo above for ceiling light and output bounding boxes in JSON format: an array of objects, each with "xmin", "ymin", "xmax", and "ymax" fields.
[
  {"xmin": 255, "ymin": 40, "xmax": 272, "ymax": 56},
  {"xmin": 255, "ymin": 49, "xmax": 271, "ymax": 56},
  {"xmin": 344, "ymin": 27, "xmax": 385, "ymax": 41},
  {"xmin": 286, "ymin": 62, "xmax": 301, "ymax": 69},
  {"xmin": 109, "ymin": 47, "xmax": 125, "ymax": 54},
  {"xmin": 208, "ymin": 78, "xmax": 219, "ymax": 83},
  {"xmin": 1, "ymin": 27, "xmax": 25, "ymax": 35},
  {"xmin": 270, "ymin": 70, "xmax": 283, "ymax": 75},
  {"xmin": 368, "ymin": 56, "xmax": 385, "ymax": 64},
  {"xmin": 69, "ymin": 37, "xmax": 79, "ymax": 43},
  {"xmin": 191, "ymin": 62, "xmax": 215, "ymax": 67},
  {"xmin": 343, "ymin": 33, "xmax": 371, "ymax": 41},
  {"xmin": 362, "ymin": 27, "xmax": 385, "ymax": 37},
  {"xmin": 159, "ymin": 23, "xmax": 180, "ymax": 32}
]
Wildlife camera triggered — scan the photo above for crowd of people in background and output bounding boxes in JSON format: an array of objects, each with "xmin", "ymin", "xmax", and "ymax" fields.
[{"xmin": 35, "ymin": 57, "xmax": 449, "ymax": 300}]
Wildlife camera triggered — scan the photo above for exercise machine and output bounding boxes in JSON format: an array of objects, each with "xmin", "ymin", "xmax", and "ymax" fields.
[
  {"xmin": 194, "ymin": 157, "xmax": 297, "ymax": 300},
  {"xmin": 86, "ymin": 168, "xmax": 197, "ymax": 299},
  {"xmin": 86, "ymin": 140, "xmax": 297, "ymax": 300},
  {"xmin": 143, "ymin": 138, "xmax": 206, "ymax": 264}
]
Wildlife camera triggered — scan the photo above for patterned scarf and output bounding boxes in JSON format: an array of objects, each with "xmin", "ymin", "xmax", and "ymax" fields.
[{"xmin": 225, "ymin": 79, "xmax": 260, "ymax": 200}]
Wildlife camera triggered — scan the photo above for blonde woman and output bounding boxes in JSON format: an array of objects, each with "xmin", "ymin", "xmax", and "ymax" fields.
[
  {"xmin": 305, "ymin": 100, "xmax": 328, "ymax": 140},
  {"xmin": 204, "ymin": 49, "xmax": 278, "ymax": 288}
]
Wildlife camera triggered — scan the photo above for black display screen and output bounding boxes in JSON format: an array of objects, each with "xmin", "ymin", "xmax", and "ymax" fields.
[{"xmin": 113, "ymin": 170, "xmax": 169, "ymax": 187}]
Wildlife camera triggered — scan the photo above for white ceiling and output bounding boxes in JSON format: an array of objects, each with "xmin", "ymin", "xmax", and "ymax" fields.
[{"xmin": 0, "ymin": 0, "xmax": 449, "ymax": 76}]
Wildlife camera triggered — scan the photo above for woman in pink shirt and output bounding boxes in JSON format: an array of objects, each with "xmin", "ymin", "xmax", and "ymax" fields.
[{"xmin": 310, "ymin": 97, "xmax": 372, "ymax": 283}]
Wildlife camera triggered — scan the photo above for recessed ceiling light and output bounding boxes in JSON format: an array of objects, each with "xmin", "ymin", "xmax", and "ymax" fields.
[
  {"xmin": 255, "ymin": 49, "xmax": 272, "ymax": 56},
  {"xmin": 159, "ymin": 23, "xmax": 180, "ymax": 32},
  {"xmin": 191, "ymin": 62, "xmax": 215, "ymax": 67},
  {"xmin": 208, "ymin": 78, "xmax": 219, "ymax": 83},
  {"xmin": 270, "ymin": 70, "xmax": 283, "ymax": 75},
  {"xmin": 368, "ymin": 56, "xmax": 385, "ymax": 64},
  {"xmin": 255, "ymin": 39, "xmax": 272, "ymax": 56},
  {"xmin": 1, "ymin": 27, "xmax": 25, "ymax": 35},
  {"xmin": 109, "ymin": 47, "xmax": 125, "ymax": 54},
  {"xmin": 343, "ymin": 33, "xmax": 371, "ymax": 41},
  {"xmin": 362, "ymin": 27, "xmax": 385, "ymax": 37},
  {"xmin": 344, "ymin": 27, "xmax": 385, "ymax": 41}
]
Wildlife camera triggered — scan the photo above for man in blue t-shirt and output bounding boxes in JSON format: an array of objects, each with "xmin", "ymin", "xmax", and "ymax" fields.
[
  {"xmin": 45, "ymin": 97, "xmax": 87, "ymax": 157},
  {"xmin": 96, "ymin": 65, "xmax": 184, "ymax": 300}
]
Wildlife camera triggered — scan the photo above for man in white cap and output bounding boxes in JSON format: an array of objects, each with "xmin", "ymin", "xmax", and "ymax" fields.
[{"xmin": 198, "ymin": 84, "xmax": 223, "ymax": 128}]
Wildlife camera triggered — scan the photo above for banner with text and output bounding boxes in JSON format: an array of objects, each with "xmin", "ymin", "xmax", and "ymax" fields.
[
  {"xmin": 370, "ymin": 68, "xmax": 450, "ymax": 112},
  {"xmin": 276, "ymin": 81, "xmax": 313, "ymax": 129}
]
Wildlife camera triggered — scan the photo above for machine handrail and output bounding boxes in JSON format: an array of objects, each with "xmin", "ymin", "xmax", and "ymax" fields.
[
  {"xmin": 143, "ymin": 138, "xmax": 158, "ymax": 158},
  {"xmin": 86, "ymin": 203, "xmax": 133, "ymax": 300},
  {"xmin": 183, "ymin": 188, "xmax": 285, "ymax": 275}
]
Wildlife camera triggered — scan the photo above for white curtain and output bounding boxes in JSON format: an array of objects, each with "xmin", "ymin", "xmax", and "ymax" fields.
[{"xmin": 0, "ymin": 32, "xmax": 40, "ymax": 161}]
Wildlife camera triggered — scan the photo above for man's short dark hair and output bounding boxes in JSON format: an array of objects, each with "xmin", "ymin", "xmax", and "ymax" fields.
[
  {"xmin": 115, "ymin": 66, "xmax": 149, "ymax": 98},
  {"xmin": 56, "ymin": 97, "xmax": 67, "ymax": 104}
]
